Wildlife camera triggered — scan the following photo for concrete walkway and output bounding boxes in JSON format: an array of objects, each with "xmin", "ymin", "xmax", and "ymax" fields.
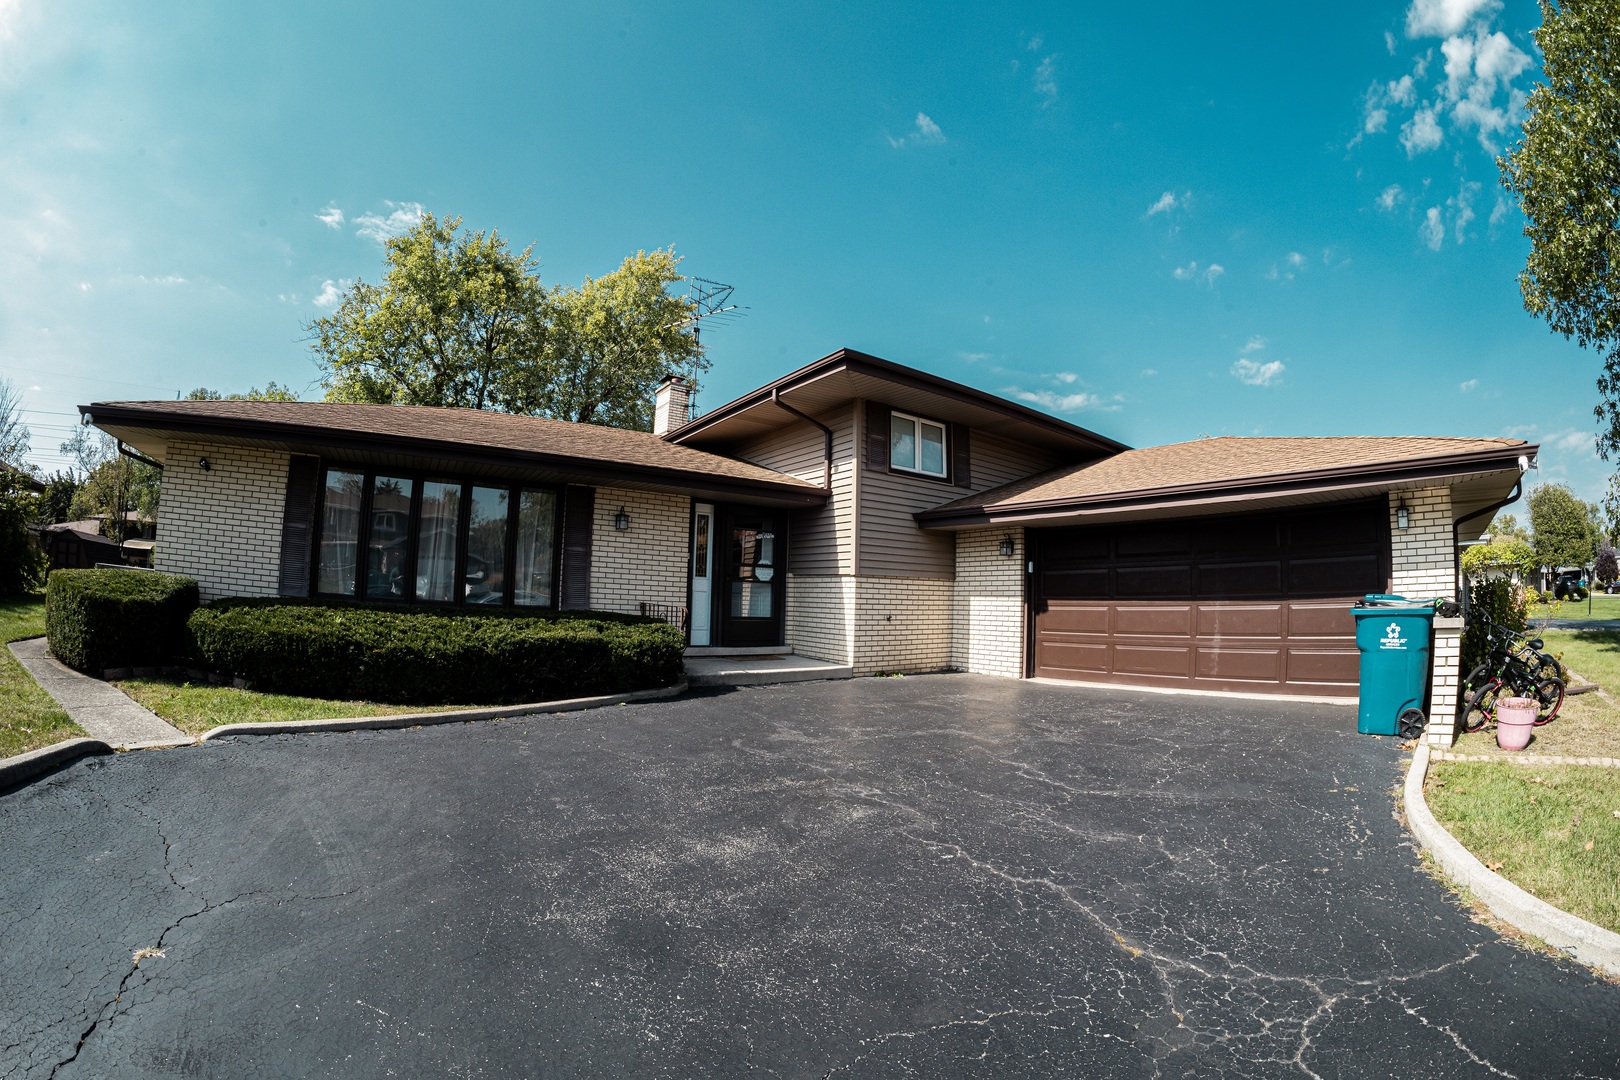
[
  {"xmin": 8, "ymin": 638, "xmax": 185, "ymax": 748},
  {"xmin": 683, "ymin": 653, "xmax": 853, "ymax": 687}
]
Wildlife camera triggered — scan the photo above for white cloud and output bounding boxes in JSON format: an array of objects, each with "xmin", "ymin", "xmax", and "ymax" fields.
[
  {"xmin": 135, "ymin": 274, "xmax": 187, "ymax": 285},
  {"xmin": 1033, "ymin": 54, "xmax": 1058, "ymax": 105},
  {"xmin": 1052, "ymin": 371, "xmax": 1079, "ymax": 384},
  {"xmin": 1460, "ymin": 378, "xmax": 1478, "ymax": 392},
  {"xmin": 1400, "ymin": 106, "xmax": 1444, "ymax": 155},
  {"xmin": 1421, "ymin": 206, "xmax": 1445, "ymax": 250},
  {"xmin": 1171, "ymin": 260, "xmax": 1223, "ymax": 286},
  {"xmin": 1489, "ymin": 193, "xmax": 1508, "ymax": 227},
  {"xmin": 1146, "ymin": 191, "xmax": 1178, "ymax": 216},
  {"xmin": 1006, "ymin": 387, "xmax": 1121, "ymax": 413},
  {"xmin": 1443, "ymin": 29, "xmax": 1531, "ymax": 148},
  {"xmin": 958, "ymin": 351, "xmax": 991, "ymax": 363},
  {"xmin": 888, "ymin": 112, "xmax": 946, "ymax": 148},
  {"xmin": 1387, "ymin": 74, "xmax": 1417, "ymax": 107},
  {"xmin": 1287, "ymin": 252, "xmax": 1306, "ymax": 270},
  {"xmin": 1232, "ymin": 358, "xmax": 1285, "ymax": 386},
  {"xmin": 1140, "ymin": 368, "xmax": 1158, "ymax": 377},
  {"xmin": 1452, "ymin": 179, "xmax": 1479, "ymax": 242},
  {"xmin": 1172, "ymin": 261, "xmax": 1198, "ymax": 280},
  {"xmin": 316, "ymin": 204, "xmax": 344, "ymax": 229},
  {"xmin": 354, "ymin": 201, "xmax": 425, "ymax": 243},
  {"xmin": 1406, "ymin": 0, "xmax": 1500, "ymax": 38},
  {"xmin": 313, "ymin": 278, "xmax": 350, "ymax": 309},
  {"xmin": 1377, "ymin": 184, "xmax": 1404, "ymax": 211},
  {"xmin": 1386, "ymin": 30, "xmax": 1398, "ymax": 54},
  {"xmin": 1548, "ymin": 429, "xmax": 1596, "ymax": 456},
  {"xmin": 1243, "ymin": 336, "xmax": 1267, "ymax": 353},
  {"xmin": 1203, "ymin": 264, "xmax": 1224, "ymax": 285}
]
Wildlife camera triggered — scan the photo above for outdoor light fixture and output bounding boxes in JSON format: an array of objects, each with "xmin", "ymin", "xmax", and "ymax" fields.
[
  {"xmin": 998, "ymin": 537, "xmax": 1015, "ymax": 557},
  {"xmin": 198, "ymin": 457, "xmax": 211, "ymax": 472},
  {"xmin": 614, "ymin": 506, "xmax": 630, "ymax": 531},
  {"xmin": 1396, "ymin": 501, "xmax": 1409, "ymax": 530}
]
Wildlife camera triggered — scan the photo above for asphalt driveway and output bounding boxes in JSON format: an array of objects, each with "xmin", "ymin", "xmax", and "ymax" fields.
[{"xmin": 3, "ymin": 675, "xmax": 1617, "ymax": 1078}]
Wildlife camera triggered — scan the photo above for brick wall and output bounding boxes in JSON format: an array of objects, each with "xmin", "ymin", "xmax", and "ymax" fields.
[
  {"xmin": 1390, "ymin": 487, "xmax": 1455, "ymax": 598},
  {"xmin": 155, "ymin": 440, "xmax": 290, "ymax": 600},
  {"xmin": 1427, "ymin": 617, "xmax": 1463, "ymax": 747},
  {"xmin": 951, "ymin": 528, "xmax": 1026, "ymax": 678},
  {"xmin": 786, "ymin": 574, "xmax": 855, "ymax": 664},
  {"xmin": 589, "ymin": 486, "xmax": 690, "ymax": 616},
  {"xmin": 852, "ymin": 577, "xmax": 953, "ymax": 675}
]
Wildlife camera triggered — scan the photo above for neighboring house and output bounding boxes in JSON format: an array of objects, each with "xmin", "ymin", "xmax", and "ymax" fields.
[
  {"xmin": 81, "ymin": 348, "xmax": 1533, "ymax": 702},
  {"xmin": 38, "ymin": 515, "xmax": 155, "ymax": 570}
]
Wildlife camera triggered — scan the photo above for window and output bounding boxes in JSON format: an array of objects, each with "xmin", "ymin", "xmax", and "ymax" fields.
[
  {"xmin": 890, "ymin": 411, "xmax": 947, "ymax": 477},
  {"xmin": 315, "ymin": 466, "xmax": 558, "ymax": 608}
]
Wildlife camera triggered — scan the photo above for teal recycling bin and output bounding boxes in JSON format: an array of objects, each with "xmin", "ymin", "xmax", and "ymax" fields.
[{"xmin": 1352, "ymin": 598, "xmax": 1435, "ymax": 736}]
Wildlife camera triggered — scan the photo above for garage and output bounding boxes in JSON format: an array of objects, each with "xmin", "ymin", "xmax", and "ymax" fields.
[{"xmin": 1029, "ymin": 500, "xmax": 1388, "ymax": 696}]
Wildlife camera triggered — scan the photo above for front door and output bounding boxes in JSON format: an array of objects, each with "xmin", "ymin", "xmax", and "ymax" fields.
[
  {"xmin": 689, "ymin": 503, "xmax": 714, "ymax": 646},
  {"xmin": 716, "ymin": 507, "xmax": 784, "ymax": 647}
]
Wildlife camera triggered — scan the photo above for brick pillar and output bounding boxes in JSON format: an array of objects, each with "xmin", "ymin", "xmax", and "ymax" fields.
[{"xmin": 1426, "ymin": 615, "xmax": 1463, "ymax": 747}]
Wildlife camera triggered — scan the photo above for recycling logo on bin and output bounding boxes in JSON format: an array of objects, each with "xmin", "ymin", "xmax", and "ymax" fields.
[{"xmin": 1379, "ymin": 622, "xmax": 1407, "ymax": 650}]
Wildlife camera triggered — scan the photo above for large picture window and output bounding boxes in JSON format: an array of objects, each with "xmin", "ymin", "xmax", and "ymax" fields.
[
  {"xmin": 890, "ymin": 410, "xmax": 947, "ymax": 477},
  {"xmin": 314, "ymin": 466, "xmax": 559, "ymax": 608}
]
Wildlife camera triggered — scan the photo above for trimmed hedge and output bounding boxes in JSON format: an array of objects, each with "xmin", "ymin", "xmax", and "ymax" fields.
[
  {"xmin": 186, "ymin": 598, "xmax": 685, "ymax": 705},
  {"xmin": 45, "ymin": 569, "xmax": 201, "ymax": 673}
]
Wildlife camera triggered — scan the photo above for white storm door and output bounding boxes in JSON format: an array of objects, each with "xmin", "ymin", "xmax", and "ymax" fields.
[{"xmin": 690, "ymin": 503, "xmax": 714, "ymax": 645}]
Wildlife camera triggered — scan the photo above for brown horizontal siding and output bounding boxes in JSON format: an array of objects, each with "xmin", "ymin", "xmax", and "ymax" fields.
[{"xmin": 733, "ymin": 403, "xmax": 854, "ymax": 575}]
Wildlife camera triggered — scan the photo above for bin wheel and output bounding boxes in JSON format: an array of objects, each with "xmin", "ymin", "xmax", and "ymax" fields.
[{"xmin": 1397, "ymin": 709, "xmax": 1427, "ymax": 741}]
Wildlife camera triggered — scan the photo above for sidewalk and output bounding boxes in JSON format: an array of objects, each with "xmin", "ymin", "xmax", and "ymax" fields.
[{"xmin": 7, "ymin": 638, "xmax": 186, "ymax": 748}]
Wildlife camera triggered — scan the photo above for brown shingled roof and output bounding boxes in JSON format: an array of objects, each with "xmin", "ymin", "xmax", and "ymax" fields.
[
  {"xmin": 919, "ymin": 435, "xmax": 1531, "ymax": 523},
  {"xmin": 84, "ymin": 399, "xmax": 823, "ymax": 499}
]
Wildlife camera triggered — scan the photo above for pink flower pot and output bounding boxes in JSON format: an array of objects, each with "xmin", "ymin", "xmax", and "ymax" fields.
[{"xmin": 1495, "ymin": 697, "xmax": 1537, "ymax": 751}]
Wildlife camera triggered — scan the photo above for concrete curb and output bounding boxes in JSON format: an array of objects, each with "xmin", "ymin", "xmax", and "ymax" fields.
[
  {"xmin": 1404, "ymin": 743, "xmax": 1620, "ymax": 979},
  {"xmin": 195, "ymin": 681, "xmax": 689, "ymax": 741},
  {"xmin": 0, "ymin": 737, "xmax": 115, "ymax": 794}
]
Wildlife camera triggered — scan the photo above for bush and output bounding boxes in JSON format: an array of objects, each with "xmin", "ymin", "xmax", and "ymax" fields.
[
  {"xmin": 1461, "ymin": 576, "xmax": 1528, "ymax": 675},
  {"xmin": 0, "ymin": 471, "xmax": 44, "ymax": 596},
  {"xmin": 45, "ymin": 569, "xmax": 200, "ymax": 673},
  {"xmin": 186, "ymin": 599, "xmax": 685, "ymax": 705}
]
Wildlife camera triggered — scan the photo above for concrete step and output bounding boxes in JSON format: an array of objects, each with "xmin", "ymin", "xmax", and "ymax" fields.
[
  {"xmin": 683, "ymin": 645, "xmax": 792, "ymax": 658},
  {"xmin": 684, "ymin": 655, "xmax": 853, "ymax": 688}
]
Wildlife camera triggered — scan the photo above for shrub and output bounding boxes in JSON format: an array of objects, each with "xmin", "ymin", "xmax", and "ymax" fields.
[
  {"xmin": 0, "ymin": 470, "xmax": 44, "ymax": 596},
  {"xmin": 186, "ymin": 599, "xmax": 685, "ymax": 705},
  {"xmin": 45, "ymin": 569, "xmax": 200, "ymax": 673},
  {"xmin": 1461, "ymin": 576, "xmax": 1528, "ymax": 675}
]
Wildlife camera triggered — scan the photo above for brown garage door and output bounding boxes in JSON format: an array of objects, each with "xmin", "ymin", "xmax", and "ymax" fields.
[{"xmin": 1030, "ymin": 500, "xmax": 1387, "ymax": 695}]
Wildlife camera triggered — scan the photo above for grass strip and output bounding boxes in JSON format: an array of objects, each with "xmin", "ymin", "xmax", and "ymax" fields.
[
  {"xmin": 0, "ymin": 595, "xmax": 85, "ymax": 759},
  {"xmin": 113, "ymin": 676, "xmax": 465, "ymax": 736},
  {"xmin": 1426, "ymin": 761, "xmax": 1620, "ymax": 934}
]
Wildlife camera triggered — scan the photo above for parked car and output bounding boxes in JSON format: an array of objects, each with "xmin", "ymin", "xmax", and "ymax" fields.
[{"xmin": 1554, "ymin": 569, "xmax": 1589, "ymax": 600}]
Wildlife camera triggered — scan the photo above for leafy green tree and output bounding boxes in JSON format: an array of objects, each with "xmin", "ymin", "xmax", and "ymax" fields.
[
  {"xmin": 513, "ymin": 249, "xmax": 708, "ymax": 429},
  {"xmin": 58, "ymin": 429, "xmax": 158, "ymax": 542},
  {"xmin": 1499, "ymin": 0, "xmax": 1620, "ymax": 456},
  {"xmin": 1528, "ymin": 481, "xmax": 1599, "ymax": 568},
  {"xmin": 311, "ymin": 213, "xmax": 550, "ymax": 411},
  {"xmin": 1487, "ymin": 512, "xmax": 1532, "ymax": 543},
  {"xmin": 0, "ymin": 469, "xmax": 43, "ymax": 596},
  {"xmin": 184, "ymin": 382, "xmax": 300, "ymax": 401},
  {"xmin": 1461, "ymin": 537, "xmax": 1538, "ymax": 580},
  {"xmin": 34, "ymin": 471, "xmax": 77, "ymax": 525}
]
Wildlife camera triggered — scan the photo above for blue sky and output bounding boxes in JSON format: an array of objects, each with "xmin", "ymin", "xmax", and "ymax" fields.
[{"xmin": 0, "ymin": 1, "xmax": 1605, "ymax": 504}]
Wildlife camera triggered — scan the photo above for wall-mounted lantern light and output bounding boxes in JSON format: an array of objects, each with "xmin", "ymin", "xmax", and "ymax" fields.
[
  {"xmin": 614, "ymin": 506, "xmax": 630, "ymax": 531},
  {"xmin": 998, "ymin": 537, "xmax": 1015, "ymax": 557},
  {"xmin": 1396, "ymin": 500, "xmax": 1409, "ymax": 530},
  {"xmin": 198, "ymin": 457, "xmax": 211, "ymax": 472}
]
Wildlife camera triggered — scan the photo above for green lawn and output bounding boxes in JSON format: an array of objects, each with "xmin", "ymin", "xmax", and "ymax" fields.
[
  {"xmin": 114, "ymin": 677, "xmax": 464, "ymax": 736},
  {"xmin": 0, "ymin": 595, "xmax": 85, "ymax": 759},
  {"xmin": 1426, "ymin": 761, "xmax": 1620, "ymax": 934},
  {"xmin": 1528, "ymin": 592, "xmax": 1620, "ymax": 622},
  {"xmin": 1448, "ymin": 629, "xmax": 1620, "ymax": 760}
]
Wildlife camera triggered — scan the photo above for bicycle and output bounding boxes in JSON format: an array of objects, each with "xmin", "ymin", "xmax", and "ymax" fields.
[{"xmin": 1460, "ymin": 619, "xmax": 1565, "ymax": 732}]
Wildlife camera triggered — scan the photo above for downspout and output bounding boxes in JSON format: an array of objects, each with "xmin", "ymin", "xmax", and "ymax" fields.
[
  {"xmin": 771, "ymin": 388, "xmax": 833, "ymax": 490},
  {"xmin": 1452, "ymin": 473, "xmax": 1525, "ymax": 611},
  {"xmin": 117, "ymin": 441, "xmax": 164, "ymax": 471}
]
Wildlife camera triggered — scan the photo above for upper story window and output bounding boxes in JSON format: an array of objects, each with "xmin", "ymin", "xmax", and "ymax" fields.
[{"xmin": 890, "ymin": 411, "xmax": 947, "ymax": 477}]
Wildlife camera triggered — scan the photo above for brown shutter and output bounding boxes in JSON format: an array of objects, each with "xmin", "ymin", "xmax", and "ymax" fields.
[
  {"xmin": 559, "ymin": 485, "xmax": 595, "ymax": 610},
  {"xmin": 864, "ymin": 400, "xmax": 890, "ymax": 472},
  {"xmin": 950, "ymin": 423, "xmax": 971, "ymax": 488},
  {"xmin": 277, "ymin": 455, "xmax": 321, "ymax": 597}
]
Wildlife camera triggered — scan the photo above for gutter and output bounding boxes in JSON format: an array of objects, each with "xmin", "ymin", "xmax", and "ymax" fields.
[
  {"xmin": 1452, "ymin": 454, "xmax": 1531, "ymax": 607},
  {"xmin": 771, "ymin": 388, "xmax": 833, "ymax": 490},
  {"xmin": 117, "ymin": 440, "xmax": 164, "ymax": 471}
]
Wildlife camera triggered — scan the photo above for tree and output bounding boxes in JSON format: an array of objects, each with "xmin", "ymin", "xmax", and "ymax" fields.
[
  {"xmin": 514, "ymin": 249, "xmax": 708, "ymax": 429},
  {"xmin": 1597, "ymin": 543, "xmax": 1618, "ymax": 584},
  {"xmin": 311, "ymin": 213, "xmax": 550, "ymax": 411},
  {"xmin": 184, "ymin": 382, "xmax": 300, "ymax": 401},
  {"xmin": 1461, "ymin": 537, "xmax": 1538, "ymax": 580},
  {"xmin": 34, "ymin": 471, "xmax": 77, "ymax": 525},
  {"xmin": 0, "ymin": 469, "xmax": 43, "ymax": 596},
  {"xmin": 1487, "ymin": 512, "xmax": 1532, "ymax": 543},
  {"xmin": 58, "ymin": 429, "xmax": 158, "ymax": 542},
  {"xmin": 0, "ymin": 377, "xmax": 31, "ymax": 469},
  {"xmin": 1529, "ymin": 481, "xmax": 1599, "ymax": 568},
  {"xmin": 1498, "ymin": 0, "xmax": 1620, "ymax": 457}
]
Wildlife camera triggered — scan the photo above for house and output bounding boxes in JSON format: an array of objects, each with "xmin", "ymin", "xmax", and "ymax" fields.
[{"xmin": 81, "ymin": 348, "xmax": 1533, "ymax": 727}]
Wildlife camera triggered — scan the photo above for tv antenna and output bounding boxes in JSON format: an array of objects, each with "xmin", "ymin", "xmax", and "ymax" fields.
[{"xmin": 680, "ymin": 278, "xmax": 746, "ymax": 346}]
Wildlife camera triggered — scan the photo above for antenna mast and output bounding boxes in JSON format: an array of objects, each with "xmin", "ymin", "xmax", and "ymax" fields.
[{"xmin": 681, "ymin": 278, "xmax": 745, "ymax": 347}]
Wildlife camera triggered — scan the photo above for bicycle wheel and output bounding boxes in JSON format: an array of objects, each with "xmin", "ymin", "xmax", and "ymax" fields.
[
  {"xmin": 1460, "ymin": 666, "xmax": 1501, "ymax": 733},
  {"xmin": 1532, "ymin": 677, "xmax": 1565, "ymax": 725}
]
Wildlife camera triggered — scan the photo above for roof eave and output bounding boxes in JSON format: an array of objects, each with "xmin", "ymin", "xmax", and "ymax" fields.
[
  {"xmin": 915, "ymin": 445, "xmax": 1534, "ymax": 529},
  {"xmin": 84, "ymin": 404, "xmax": 828, "ymax": 509}
]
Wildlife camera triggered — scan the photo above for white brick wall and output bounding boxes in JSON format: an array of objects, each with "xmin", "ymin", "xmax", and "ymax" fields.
[
  {"xmin": 1427, "ymin": 618, "xmax": 1463, "ymax": 747},
  {"xmin": 1390, "ymin": 487, "xmax": 1455, "ymax": 598},
  {"xmin": 155, "ymin": 440, "xmax": 290, "ymax": 600},
  {"xmin": 786, "ymin": 574, "xmax": 856, "ymax": 664},
  {"xmin": 951, "ymin": 528, "xmax": 1026, "ymax": 678},
  {"xmin": 852, "ymin": 577, "xmax": 953, "ymax": 676},
  {"xmin": 589, "ymin": 486, "xmax": 690, "ymax": 616}
]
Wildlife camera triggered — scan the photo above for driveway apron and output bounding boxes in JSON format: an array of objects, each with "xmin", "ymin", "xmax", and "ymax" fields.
[{"xmin": 2, "ymin": 675, "xmax": 1616, "ymax": 1078}]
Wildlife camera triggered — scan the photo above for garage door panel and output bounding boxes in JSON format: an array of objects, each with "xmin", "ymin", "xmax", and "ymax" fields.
[
  {"xmin": 1115, "ymin": 604, "xmax": 1192, "ymax": 636},
  {"xmin": 1196, "ymin": 646, "xmax": 1281, "ymax": 682},
  {"xmin": 1031, "ymin": 500, "xmax": 1384, "ymax": 695},
  {"xmin": 1196, "ymin": 604, "xmax": 1285, "ymax": 637},
  {"xmin": 1113, "ymin": 643, "xmax": 1192, "ymax": 678}
]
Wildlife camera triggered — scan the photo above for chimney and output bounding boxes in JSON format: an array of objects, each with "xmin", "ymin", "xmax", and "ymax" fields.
[{"xmin": 653, "ymin": 375, "xmax": 691, "ymax": 436}]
